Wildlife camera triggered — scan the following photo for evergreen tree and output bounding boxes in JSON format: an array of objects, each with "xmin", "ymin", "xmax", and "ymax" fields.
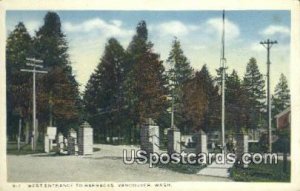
[
  {"xmin": 83, "ymin": 38, "xmax": 128, "ymax": 143},
  {"xmin": 182, "ymin": 70, "xmax": 208, "ymax": 132},
  {"xmin": 201, "ymin": 65, "xmax": 220, "ymax": 132},
  {"xmin": 125, "ymin": 20, "xmax": 168, "ymax": 143},
  {"xmin": 272, "ymin": 74, "xmax": 290, "ymax": 115},
  {"xmin": 182, "ymin": 65, "xmax": 219, "ymax": 132},
  {"xmin": 226, "ymin": 70, "xmax": 248, "ymax": 132},
  {"xmin": 166, "ymin": 37, "xmax": 193, "ymax": 131},
  {"xmin": 6, "ymin": 22, "xmax": 33, "ymax": 141},
  {"xmin": 167, "ymin": 37, "xmax": 193, "ymax": 86},
  {"xmin": 33, "ymin": 12, "xmax": 81, "ymax": 134},
  {"xmin": 243, "ymin": 57, "xmax": 266, "ymax": 129}
]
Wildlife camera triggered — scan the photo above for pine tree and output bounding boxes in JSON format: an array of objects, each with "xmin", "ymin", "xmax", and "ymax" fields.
[
  {"xmin": 6, "ymin": 22, "xmax": 33, "ymax": 141},
  {"xmin": 125, "ymin": 20, "xmax": 168, "ymax": 143},
  {"xmin": 181, "ymin": 65, "xmax": 219, "ymax": 133},
  {"xmin": 166, "ymin": 37, "xmax": 193, "ymax": 131},
  {"xmin": 200, "ymin": 65, "xmax": 220, "ymax": 132},
  {"xmin": 182, "ymin": 70, "xmax": 208, "ymax": 132},
  {"xmin": 33, "ymin": 12, "xmax": 81, "ymax": 134},
  {"xmin": 272, "ymin": 74, "xmax": 290, "ymax": 115},
  {"xmin": 226, "ymin": 70, "xmax": 248, "ymax": 132},
  {"xmin": 83, "ymin": 38, "xmax": 128, "ymax": 143},
  {"xmin": 243, "ymin": 57, "xmax": 266, "ymax": 129},
  {"xmin": 167, "ymin": 37, "xmax": 193, "ymax": 86}
]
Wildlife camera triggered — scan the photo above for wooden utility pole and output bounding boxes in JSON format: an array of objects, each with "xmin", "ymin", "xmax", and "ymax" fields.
[
  {"xmin": 21, "ymin": 58, "xmax": 48, "ymax": 151},
  {"xmin": 260, "ymin": 39, "xmax": 277, "ymax": 152}
]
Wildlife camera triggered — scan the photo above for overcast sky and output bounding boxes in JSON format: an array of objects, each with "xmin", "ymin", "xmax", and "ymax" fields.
[{"xmin": 6, "ymin": 10, "xmax": 290, "ymax": 93}]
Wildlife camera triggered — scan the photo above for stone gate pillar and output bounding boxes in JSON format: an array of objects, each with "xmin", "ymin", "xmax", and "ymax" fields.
[
  {"xmin": 44, "ymin": 135, "xmax": 49, "ymax": 153},
  {"xmin": 68, "ymin": 128, "xmax": 78, "ymax": 155},
  {"xmin": 56, "ymin": 132, "xmax": 64, "ymax": 153},
  {"xmin": 78, "ymin": 121, "xmax": 93, "ymax": 155},
  {"xmin": 195, "ymin": 130, "xmax": 208, "ymax": 154},
  {"xmin": 140, "ymin": 118, "xmax": 160, "ymax": 155},
  {"xmin": 167, "ymin": 127, "xmax": 181, "ymax": 154},
  {"xmin": 235, "ymin": 133, "xmax": 249, "ymax": 168}
]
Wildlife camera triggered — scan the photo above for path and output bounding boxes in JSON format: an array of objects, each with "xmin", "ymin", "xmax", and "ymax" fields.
[
  {"xmin": 197, "ymin": 161, "xmax": 233, "ymax": 178},
  {"xmin": 7, "ymin": 144, "xmax": 231, "ymax": 182}
]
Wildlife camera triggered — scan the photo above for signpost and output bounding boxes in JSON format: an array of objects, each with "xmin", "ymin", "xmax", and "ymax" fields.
[{"xmin": 21, "ymin": 58, "xmax": 48, "ymax": 151}]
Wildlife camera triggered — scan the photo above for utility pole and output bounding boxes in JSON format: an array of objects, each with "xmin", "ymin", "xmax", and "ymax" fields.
[
  {"xmin": 220, "ymin": 10, "xmax": 227, "ymax": 153},
  {"xmin": 21, "ymin": 58, "xmax": 48, "ymax": 151},
  {"xmin": 260, "ymin": 39, "xmax": 277, "ymax": 153}
]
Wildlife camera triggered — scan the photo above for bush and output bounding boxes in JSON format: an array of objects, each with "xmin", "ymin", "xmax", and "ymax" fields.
[
  {"xmin": 248, "ymin": 142, "xmax": 261, "ymax": 153},
  {"xmin": 273, "ymin": 129, "xmax": 290, "ymax": 153},
  {"xmin": 257, "ymin": 133, "xmax": 268, "ymax": 152}
]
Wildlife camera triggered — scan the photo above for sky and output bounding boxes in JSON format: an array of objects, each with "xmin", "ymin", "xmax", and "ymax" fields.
[{"xmin": 6, "ymin": 10, "xmax": 290, "ymax": 93}]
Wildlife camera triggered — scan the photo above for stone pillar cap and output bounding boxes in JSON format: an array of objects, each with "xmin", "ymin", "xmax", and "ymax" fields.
[
  {"xmin": 143, "ymin": 118, "xmax": 156, "ymax": 126},
  {"xmin": 81, "ymin": 121, "xmax": 91, "ymax": 128},
  {"xmin": 69, "ymin": 128, "xmax": 76, "ymax": 132}
]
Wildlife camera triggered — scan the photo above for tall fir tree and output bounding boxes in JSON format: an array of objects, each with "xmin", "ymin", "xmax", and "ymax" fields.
[
  {"xmin": 182, "ymin": 70, "xmax": 208, "ymax": 132},
  {"xmin": 167, "ymin": 37, "xmax": 193, "ymax": 86},
  {"xmin": 272, "ymin": 73, "xmax": 290, "ymax": 115},
  {"xmin": 33, "ymin": 12, "xmax": 81, "ymax": 134},
  {"xmin": 166, "ymin": 37, "xmax": 193, "ymax": 131},
  {"xmin": 200, "ymin": 65, "xmax": 220, "ymax": 132},
  {"xmin": 84, "ymin": 38, "xmax": 128, "ymax": 143},
  {"xmin": 6, "ymin": 22, "xmax": 33, "ymax": 141},
  {"xmin": 125, "ymin": 20, "xmax": 168, "ymax": 143},
  {"xmin": 226, "ymin": 70, "xmax": 248, "ymax": 132},
  {"xmin": 243, "ymin": 57, "xmax": 266, "ymax": 129},
  {"xmin": 181, "ymin": 65, "xmax": 219, "ymax": 133}
]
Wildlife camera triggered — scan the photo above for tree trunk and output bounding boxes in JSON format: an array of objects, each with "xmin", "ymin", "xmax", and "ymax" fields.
[
  {"xmin": 109, "ymin": 115, "xmax": 114, "ymax": 144},
  {"xmin": 25, "ymin": 121, "xmax": 30, "ymax": 144},
  {"xmin": 118, "ymin": 126, "xmax": 121, "ymax": 144}
]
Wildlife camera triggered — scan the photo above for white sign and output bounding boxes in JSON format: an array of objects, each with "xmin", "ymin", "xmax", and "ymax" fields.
[{"xmin": 47, "ymin": 127, "xmax": 57, "ymax": 140}]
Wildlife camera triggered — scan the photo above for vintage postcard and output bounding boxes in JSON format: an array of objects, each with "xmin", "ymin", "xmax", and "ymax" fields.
[{"xmin": 0, "ymin": 0, "xmax": 300, "ymax": 191}]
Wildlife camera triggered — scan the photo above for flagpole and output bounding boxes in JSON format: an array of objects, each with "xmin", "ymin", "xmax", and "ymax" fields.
[{"xmin": 221, "ymin": 10, "xmax": 226, "ymax": 153}]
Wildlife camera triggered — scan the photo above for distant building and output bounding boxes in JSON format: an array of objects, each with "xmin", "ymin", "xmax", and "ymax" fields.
[{"xmin": 274, "ymin": 107, "xmax": 291, "ymax": 129}]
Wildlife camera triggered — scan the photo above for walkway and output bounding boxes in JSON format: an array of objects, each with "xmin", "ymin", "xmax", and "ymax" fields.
[{"xmin": 197, "ymin": 161, "xmax": 233, "ymax": 178}]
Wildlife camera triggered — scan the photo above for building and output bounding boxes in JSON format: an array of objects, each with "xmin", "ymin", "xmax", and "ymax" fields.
[{"xmin": 274, "ymin": 107, "xmax": 291, "ymax": 129}]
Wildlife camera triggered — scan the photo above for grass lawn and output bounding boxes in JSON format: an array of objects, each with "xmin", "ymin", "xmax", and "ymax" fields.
[
  {"xmin": 155, "ymin": 162, "xmax": 206, "ymax": 174},
  {"xmin": 230, "ymin": 160, "xmax": 290, "ymax": 182},
  {"xmin": 7, "ymin": 142, "xmax": 44, "ymax": 155},
  {"xmin": 7, "ymin": 142, "xmax": 101, "ymax": 155}
]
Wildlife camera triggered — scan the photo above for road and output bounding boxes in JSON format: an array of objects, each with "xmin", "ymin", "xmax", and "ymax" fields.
[{"xmin": 7, "ymin": 144, "xmax": 231, "ymax": 182}]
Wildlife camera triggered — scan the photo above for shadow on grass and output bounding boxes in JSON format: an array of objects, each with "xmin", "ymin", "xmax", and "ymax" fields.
[
  {"xmin": 90, "ymin": 156, "xmax": 123, "ymax": 160},
  {"xmin": 154, "ymin": 162, "xmax": 206, "ymax": 174},
  {"xmin": 7, "ymin": 142, "xmax": 101, "ymax": 156},
  {"xmin": 230, "ymin": 160, "xmax": 290, "ymax": 182},
  {"xmin": 7, "ymin": 142, "xmax": 44, "ymax": 155}
]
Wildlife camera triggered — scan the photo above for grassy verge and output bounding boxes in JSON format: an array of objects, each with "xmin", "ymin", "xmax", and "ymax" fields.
[
  {"xmin": 155, "ymin": 162, "xmax": 206, "ymax": 174},
  {"xmin": 7, "ymin": 142, "xmax": 44, "ymax": 155},
  {"xmin": 7, "ymin": 142, "xmax": 101, "ymax": 155},
  {"xmin": 230, "ymin": 160, "xmax": 290, "ymax": 182}
]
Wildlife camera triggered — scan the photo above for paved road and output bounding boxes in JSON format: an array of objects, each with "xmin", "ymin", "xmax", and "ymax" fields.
[{"xmin": 7, "ymin": 144, "xmax": 231, "ymax": 182}]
